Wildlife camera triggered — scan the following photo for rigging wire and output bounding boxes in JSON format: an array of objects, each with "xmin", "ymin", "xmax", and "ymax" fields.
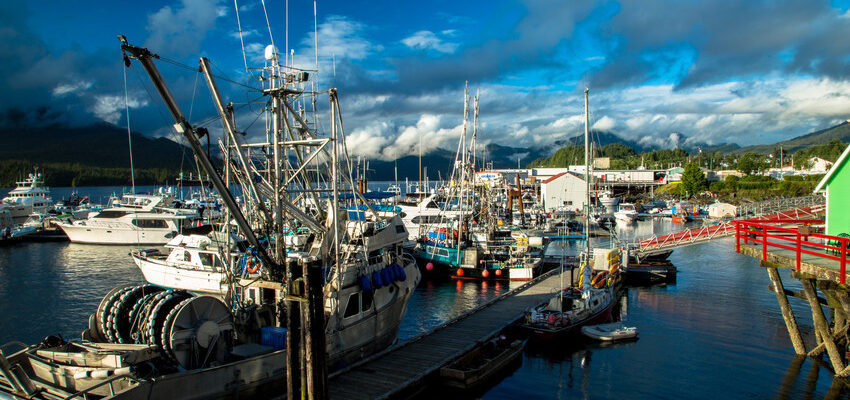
[
  {"xmin": 123, "ymin": 60, "xmax": 136, "ymax": 195},
  {"xmin": 233, "ymin": 0, "xmax": 253, "ymax": 88},
  {"xmin": 260, "ymin": 0, "xmax": 277, "ymax": 59}
]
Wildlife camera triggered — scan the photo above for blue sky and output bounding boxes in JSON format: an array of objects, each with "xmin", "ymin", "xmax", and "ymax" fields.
[{"xmin": 3, "ymin": 0, "xmax": 850, "ymax": 161}]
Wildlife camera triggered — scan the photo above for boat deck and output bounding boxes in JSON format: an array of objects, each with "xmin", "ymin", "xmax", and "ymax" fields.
[{"xmin": 328, "ymin": 268, "xmax": 572, "ymax": 399}]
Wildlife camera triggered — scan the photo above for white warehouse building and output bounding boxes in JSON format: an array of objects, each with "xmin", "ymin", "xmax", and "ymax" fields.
[{"xmin": 540, "ymin": 171, "xmax": 587, "ymax": 212}]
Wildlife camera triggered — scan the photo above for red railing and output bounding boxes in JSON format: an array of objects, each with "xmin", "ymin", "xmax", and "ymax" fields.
[{"xmin": 735, "ymin": 219, "xmax": 848, "ymax": 283}]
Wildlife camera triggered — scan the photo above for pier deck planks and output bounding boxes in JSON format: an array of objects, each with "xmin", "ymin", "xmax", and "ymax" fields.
[{"xmin": 327, "ymin": 270, "xmax": 563, "ymax": 399}]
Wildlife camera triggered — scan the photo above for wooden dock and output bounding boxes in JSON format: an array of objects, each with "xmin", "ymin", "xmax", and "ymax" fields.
[
  {"xmin": 734, "ymin": 215, "xmax": 850, "ymax": 378},
  {"xmin": 327, "ymin": 269, "xmax": 571, "ymax": 399}
]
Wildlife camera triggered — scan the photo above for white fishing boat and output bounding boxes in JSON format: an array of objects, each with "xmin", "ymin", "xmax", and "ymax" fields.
[
  {"xmin": 1, "ymin": 169, "xmax": 53, "ymax": 224},
  {"xmin": 0, "ymin": 32, "xmax": 423, "ymax": 400},
  {"xmin": 131, "ymin": 234, "xmax": 236, "ymax": 295},
  {"xmin": 54, "ymin": 194, "xmax": 201, "ymax": 245},
  {"xmin": 581, "ymin": 322, "xmax": 638, "ymax": 341},
  {"xmin": 597, "ymin": 190, "xmax": 619, "ymax": 213}
]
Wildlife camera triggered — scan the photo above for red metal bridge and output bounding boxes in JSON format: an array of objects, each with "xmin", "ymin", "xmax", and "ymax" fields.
[{"xmin": 633, "ymin": 204, "xmax": 825, "ymax": 258}]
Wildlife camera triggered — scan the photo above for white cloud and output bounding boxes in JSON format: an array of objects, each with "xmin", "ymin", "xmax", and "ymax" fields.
[
  {"xmin": 401, "ymin": 30, "xmax": 459, "ymax": 54},
  {"xmin": 345, "ymin": 114, "xmax": 463, "ymax": 160},
  {"xmin": 301, "ymin": 15, "xmax": 373, "ymax": 60},
  {"xmin": 52, "ymin": 80, "xmax": 93, "ymax": 97},
  {"xmin": 229, "ymin": 29, "xmax": 259, "ymax": 41},
  {"xmin": 144, "ymin": 0, "xmax": 224, "ymax": 57},
  {"xmin": 90, "ymin": 94, "xmax": 148, "ymax": 125},
  {"xmin": 592, "ymin": 116, "xmax": 616, "ymax": 131}
]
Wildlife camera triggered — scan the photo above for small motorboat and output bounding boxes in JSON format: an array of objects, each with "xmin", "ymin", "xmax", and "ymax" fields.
[
  {"xmin": 581, "ymin": 322, "xmax": 638, "ymax": 341},
  {"xmin": 439, "ymin": 336, "xmax": 524, "ymax": 390}
]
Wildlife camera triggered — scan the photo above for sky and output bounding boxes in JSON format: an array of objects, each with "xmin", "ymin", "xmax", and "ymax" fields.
[{"xmin": 2, "ymin": 0, "xmax": 850, "ymax": 162}]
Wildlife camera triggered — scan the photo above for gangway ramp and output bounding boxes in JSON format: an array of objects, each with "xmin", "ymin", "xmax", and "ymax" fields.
[
  {"xmin": 633, "ymin": 204, "xmax": 824, "ymax": 259},
  {"xmin": 327, "ymin": 269, "xmax": 566, "ymax": 399}
]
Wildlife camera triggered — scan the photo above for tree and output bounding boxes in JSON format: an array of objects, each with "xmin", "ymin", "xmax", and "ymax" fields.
[
  {"xmin": 736, "ymin": 153, "xmax": 760, "ymax": 175},
  {"xmin": 681, "ymin": 162, "xmax": 708, "ymax": 197}
]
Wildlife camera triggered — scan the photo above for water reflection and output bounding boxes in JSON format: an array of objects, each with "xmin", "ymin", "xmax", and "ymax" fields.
[{"xmin": 2, "ymin": 217, "xmax": 850, "ymax": 398}]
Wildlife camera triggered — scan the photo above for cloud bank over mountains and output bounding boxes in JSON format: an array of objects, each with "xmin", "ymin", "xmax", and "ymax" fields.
[{"xmin": 2, "ymin": 0, "xmax": 850, "ymax": 161}]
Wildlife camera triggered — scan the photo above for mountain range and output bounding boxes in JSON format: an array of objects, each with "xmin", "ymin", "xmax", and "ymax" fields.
[{"xmin": 1, "ymin": 120, "xmax": 848, "ymax": 183}]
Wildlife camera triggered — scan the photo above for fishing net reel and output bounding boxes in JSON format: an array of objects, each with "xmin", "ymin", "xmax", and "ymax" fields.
[{"xmin": 85, "ymin": 284, "xmax": 234, "ymax": 370}]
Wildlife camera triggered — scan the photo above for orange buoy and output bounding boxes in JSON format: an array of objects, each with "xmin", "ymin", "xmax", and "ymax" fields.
[
  {"xmin": 426, "ymin": 262, "xmax": 434, "ymax": 271},
  {"xmin": 482, "ymin": 269, "xmax": 489, "ymax": 278},
  {"xmin": 495, "ymin": 269, "xmax": 502, "ymax": 276},
  {"xmin": 456, "ymin": 268, "xmax": 464, "ymax": 276}
]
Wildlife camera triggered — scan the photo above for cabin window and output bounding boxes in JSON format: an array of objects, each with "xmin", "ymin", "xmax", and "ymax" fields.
[
  {"xmin": 135, "ymin": 219, "xmax": 168, "ymax": 228},
  {"xmin": 395, "ymin": 224, "xmax": 405, "ymax": 234},
  {"xmin": 426, "ymin": 201, "xmax": 440, "ymax": 209},
  {"xmin": 183, "ymin": 252, "xmax": 192, "ymax": 262},
  {"xmin": 199, "ymin": 253, "xmax": 214, "ymax": 267},
  {"xmin": 437, "ymin": 249, "xmax": 449, "ymax": 257},
  {"xmin": 361, "ymin": 290, "xmax": 373, "ymax": 312},
  {"xmin": 343, "ymin": 293, "xmax": 359, "ymax": 318}
]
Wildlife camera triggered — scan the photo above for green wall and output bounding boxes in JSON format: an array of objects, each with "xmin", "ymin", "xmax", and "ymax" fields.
[{"xmin": 827, "ymin": 159, "xmax": 850, "ymax": 236}]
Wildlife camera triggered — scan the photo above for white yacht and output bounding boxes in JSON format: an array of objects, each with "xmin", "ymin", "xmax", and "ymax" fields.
[
  {"xmin": 55, "ymin": 194, "xmax": 200, "ymax": 245},
  {"xmin": 1, "ymin": 170, "xmax": 52, "ymax": 224},
  {"xmin": 397, "ymin": 192, "xmax": 462, "ymax": 239},
  {"xmin": 614, "ymin": 203, "xmax": 638, "ymax": 222},
  {"xmin": 131, "ymin": 234, "xmax": 235, "ymax": 294}
]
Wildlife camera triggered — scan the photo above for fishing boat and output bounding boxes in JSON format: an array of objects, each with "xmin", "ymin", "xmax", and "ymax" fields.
[
  {"xmin": 439, "ymin": 336, "xmax": 524, "ymax": 390},
  {"xmin": 131, "ymin": 233, "xmax": 239, "ymax": 295},
  {"xmin": 0, "ymin": 31, "xmax": 421, "ymax": 399},
  {"xmin": 581, "ymin": 322, "xmax": 638, "ymax": 341},
  {"xmin": 1, "ymin": 169, "xmax": 53, "ymax": 224},
  {"xmin": 414, "ymin": 87, "xmax": 546, "ymax": 281},
  {"xmin": 523, "ymin": 89, "xmax": 620, "ymax": 340}
]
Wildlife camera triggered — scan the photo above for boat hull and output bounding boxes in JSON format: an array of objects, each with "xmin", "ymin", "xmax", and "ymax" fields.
[
  {"xmin": 132, "ymin": 254, "xmax": 227, "ymax": 294},
  {"xmin": 56, "ymin": 223, "xmax": 177, "ymax": 245}
]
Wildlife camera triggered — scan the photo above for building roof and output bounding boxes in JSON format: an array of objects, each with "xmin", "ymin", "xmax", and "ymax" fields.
[
  {"xmin": 814, "ymin": 143, "xmax": 850, "ymax": 193},
  {"xmin": 541, "ymin": 171, "xmax": 584, "ymax": 184}
]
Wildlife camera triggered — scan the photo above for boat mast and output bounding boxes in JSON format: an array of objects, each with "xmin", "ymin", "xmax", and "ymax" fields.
[
  {"xmin": 119, "ymin": 39, "xmax": 277, "ymax": 271},
  {"xmin": 583, "ymin": 88, "xmax": 591, "ymax": 291}
]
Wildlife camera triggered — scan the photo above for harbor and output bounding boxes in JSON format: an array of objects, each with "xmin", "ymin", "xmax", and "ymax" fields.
[
  {"xmin": 2, "ymin": 216, "xmax": 848, "ymax": 398},
  {"xmin": 2, "ymin": 1, "xmax": 850, "ymax": 399}
]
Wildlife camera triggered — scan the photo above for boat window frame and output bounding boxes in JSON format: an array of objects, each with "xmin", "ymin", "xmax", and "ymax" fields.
[{"xmin": 343, "ymin": 293, "xmax": 360, "ymax": 319}]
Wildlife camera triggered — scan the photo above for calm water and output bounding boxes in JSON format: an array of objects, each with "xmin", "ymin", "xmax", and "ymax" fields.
[{"xmin": 0, "ymin": 186, "xmax": 846, "ymax": 398}]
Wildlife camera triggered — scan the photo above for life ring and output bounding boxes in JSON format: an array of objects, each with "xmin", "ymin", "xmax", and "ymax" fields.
[{"xmin": 246, "ymin": 257, "xmax": 260, "ymax": 274}]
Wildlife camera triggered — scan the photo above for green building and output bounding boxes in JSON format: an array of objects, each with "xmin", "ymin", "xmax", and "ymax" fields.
[{"xmin": 814, "ymin": 143, "xmax": 850, "ymax": 236}]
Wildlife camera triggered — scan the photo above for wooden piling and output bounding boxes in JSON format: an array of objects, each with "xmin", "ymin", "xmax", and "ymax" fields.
[
  {"xmin": 767, "ymin": 266, "xmax": 807, "ymax": 354},
  {"xmin": 285, "ymin": 259, "xmax": 303, "ymax": 399},
  {"xmin": 801, "ymin": 278, "xmax": 846, "ymax": 372},
  {"xmin": 303, "ymin": 259, "xmax": 328, "ymax": 400}
]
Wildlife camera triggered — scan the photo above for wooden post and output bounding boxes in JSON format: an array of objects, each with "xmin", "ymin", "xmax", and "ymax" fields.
[
  {"xmin": 285, "ymin": 259, "xmax": 303, "ymax": 399},
  {"xmin": 801, "ymin": 278, "xmax": 845, "ymax": 372},
  {"xmin": 767, "ymin": 267, "xmax": 807, "ymax": 354},
  {"xmin": 302, "ymin": 259, "xmax": 328, "ymax": 400}
]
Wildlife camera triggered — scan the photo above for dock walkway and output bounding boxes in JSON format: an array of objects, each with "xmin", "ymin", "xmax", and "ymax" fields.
[{"xmin": 327, "ymin": 269, "xmax": 568, "ymax": 399}]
